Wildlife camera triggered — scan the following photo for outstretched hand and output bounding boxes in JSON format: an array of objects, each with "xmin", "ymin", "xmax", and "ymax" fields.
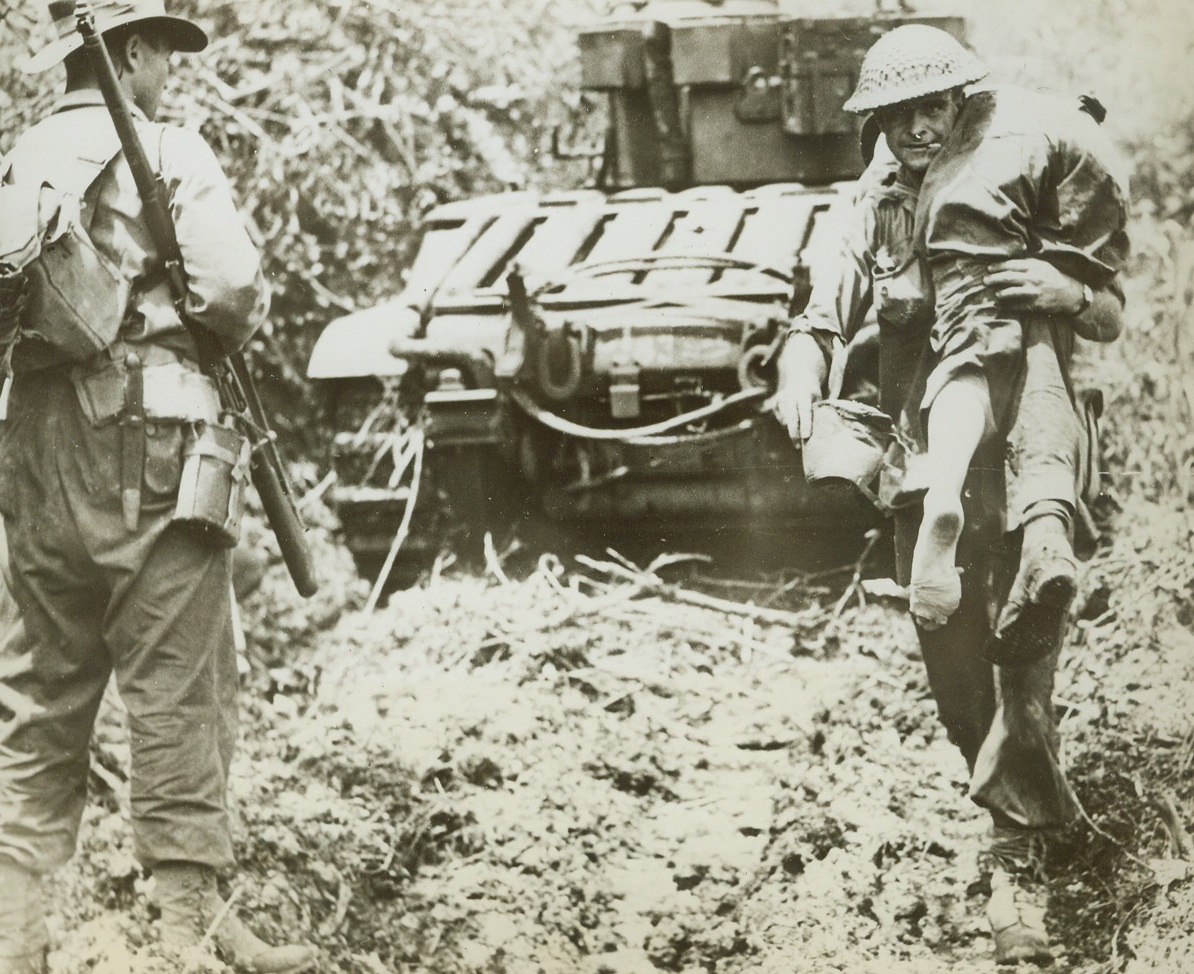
[
  {"xmin": 984, "ymin": 259, "xmax": 1085, "ymax": 314},
  {"xmin": 767, "ymin": 332, "xmax": 828, "ymax": 442}
]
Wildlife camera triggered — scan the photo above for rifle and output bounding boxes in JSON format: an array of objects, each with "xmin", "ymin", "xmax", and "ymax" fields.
[{"xmin": 74, "ymin": 2, "xmax": 318, "ymax": 597}]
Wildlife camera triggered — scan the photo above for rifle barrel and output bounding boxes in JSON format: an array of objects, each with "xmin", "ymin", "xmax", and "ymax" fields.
[{"xmin": 75, "ymin": 3, "xmax": 319, "ymax": 597}]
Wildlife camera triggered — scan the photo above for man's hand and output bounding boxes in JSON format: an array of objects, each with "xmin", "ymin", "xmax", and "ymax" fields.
[
  {"xmin": 768, "ymin": 331, "xmax": 829, "ymax": 442},
  {"xmin": 984, "ymin": 258, "xmax": 1085, "ymax": 314}
]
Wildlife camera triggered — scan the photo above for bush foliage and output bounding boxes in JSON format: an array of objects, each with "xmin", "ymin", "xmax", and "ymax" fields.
[
  {"xmin": 2, "ymin": 0, "xmax": 1193, "ymax": 468},
  {"xmin": 1, "ymin": 0, "xmax": 597, "ymax": 456}
]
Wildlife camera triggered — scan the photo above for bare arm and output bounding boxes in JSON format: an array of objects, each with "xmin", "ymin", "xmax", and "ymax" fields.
[
  {"xmin": 984, "ymin": 258, "xmax": 1124, "ymax": 342},
  {"xmin": 771, "ymin": 195, "xmax": 881, "ymax": 440}
]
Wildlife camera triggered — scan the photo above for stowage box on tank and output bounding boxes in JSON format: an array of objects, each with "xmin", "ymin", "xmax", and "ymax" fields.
[{"xmin": 307, "ymin": 1, "xmax": 968, "ymax": 580}]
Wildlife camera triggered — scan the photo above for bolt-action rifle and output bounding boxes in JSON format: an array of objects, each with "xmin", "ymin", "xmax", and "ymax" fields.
[{"xmin": 74, "ymin": 2, "xmax": 318, "ymax": 597}]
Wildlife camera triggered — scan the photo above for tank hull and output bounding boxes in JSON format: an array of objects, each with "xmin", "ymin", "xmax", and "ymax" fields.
[{"xmin": 307, "ymin": 3, "xmax": 968, "ymax": 576}]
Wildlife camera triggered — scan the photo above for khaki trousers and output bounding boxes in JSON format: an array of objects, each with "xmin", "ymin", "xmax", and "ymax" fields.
[
  {"xmin": 0, "ymin": 370, "xmax": 237, "ymax": 873},
  {"xmin": 894, "ymin": 502, "xmax": 1079, "ymax": 831}
]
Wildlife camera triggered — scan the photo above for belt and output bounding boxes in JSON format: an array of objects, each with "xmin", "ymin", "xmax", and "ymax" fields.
[{"xmin": 64, "ymin": 344, "xmax": 223, "ymax": 427}]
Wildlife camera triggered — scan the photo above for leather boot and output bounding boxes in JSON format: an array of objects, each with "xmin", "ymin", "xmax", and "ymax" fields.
[
  {"xmin": 155, "ymin": 862, "xmax": 316, "ymax": 973},
  {"xmin": 0, "ymin": 860, "xmax": 48, "ymax": 974},
  {"xmin": 988, "ymin": 512, "xmax": 1077, "ymax": 666}
]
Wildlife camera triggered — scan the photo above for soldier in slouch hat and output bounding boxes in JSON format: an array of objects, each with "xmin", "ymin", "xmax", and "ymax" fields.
[{"xmin": 0, "ymin": 3, "xmax": 315, "ymax": 971}]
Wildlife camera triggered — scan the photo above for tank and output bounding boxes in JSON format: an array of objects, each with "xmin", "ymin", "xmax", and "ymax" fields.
[{"xmin": 307, "ymin": 1, "xmax": 967, "ymax": 577}]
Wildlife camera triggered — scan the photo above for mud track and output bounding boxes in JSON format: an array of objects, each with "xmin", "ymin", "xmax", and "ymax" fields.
[{"xmin": 44, "ymin": 486, "xmax": 1194, "ymax": 974}]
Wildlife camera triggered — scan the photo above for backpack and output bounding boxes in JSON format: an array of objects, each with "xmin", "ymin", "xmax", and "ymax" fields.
[{"xmin": 0, "ymin": 145, "xmax": 130, "ymax": 368}]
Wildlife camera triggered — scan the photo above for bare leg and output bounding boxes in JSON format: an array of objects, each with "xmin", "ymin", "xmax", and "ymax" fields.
[{"xmin": 910, "ymin": 372, "xmax": 993, "ymax": 629}]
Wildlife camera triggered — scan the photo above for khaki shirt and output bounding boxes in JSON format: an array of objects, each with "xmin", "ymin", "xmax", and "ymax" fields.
[
  {"xmin": 4, "ymin": 90, "xmax": 268, "ymax": 356},
  {"xmin": 791, "ymin": 158, "xmax": 928, "ymax": 420},
  {"xmin": 792, "ymin": 86, "xmax": 1127, "ymax": 424}
]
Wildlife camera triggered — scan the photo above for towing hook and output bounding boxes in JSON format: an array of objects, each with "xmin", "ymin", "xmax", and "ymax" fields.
[
  {"xmin": 535, "ymin": 328, "xmax": 584, "ymax": 402},
  {"xmin": 387, "ymin": 338, "xmax": 495, "ymax": 388},
  {"xmin": 738, "ymin": 343, "xmax": 776, "ymax": 392}
]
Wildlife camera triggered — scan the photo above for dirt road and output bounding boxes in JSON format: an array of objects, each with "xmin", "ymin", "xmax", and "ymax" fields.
[{"xmin": 46, "ymin": 492, "xmax": 1194, "ymax": 973}]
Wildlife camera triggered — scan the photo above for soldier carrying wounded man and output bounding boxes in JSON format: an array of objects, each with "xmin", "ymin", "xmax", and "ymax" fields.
[{"xmin": 772, "ymin": 24, "xmax": 1129, "ymax": 966}]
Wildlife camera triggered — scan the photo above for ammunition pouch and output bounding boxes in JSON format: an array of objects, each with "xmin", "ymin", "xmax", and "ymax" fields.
[{"xmin": 67, "ymin": 344, "xmax": 247, "ymax": 546}]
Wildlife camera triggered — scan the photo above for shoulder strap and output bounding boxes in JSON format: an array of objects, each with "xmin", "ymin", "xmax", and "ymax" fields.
[{"xmin": 7, "ymin": 121, "xmax": 124, "ymax": 210}]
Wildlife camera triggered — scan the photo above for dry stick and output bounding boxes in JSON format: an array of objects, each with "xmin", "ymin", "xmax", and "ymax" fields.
[
  {"xmin": 536, "ymin": 554, "xmax": 568, "ymax": 596},
  {"xmin": 365, "ymin": 429, "xmax": 425, "ymax": 614},
  {"xmin": 183, "ymin": 883, "xmax": 245, "ymax": 973},
  {"xmin": 760, "ymin": 562, "xmax": 857, "ymax": 608},
  {"xmin": 318, "ymin": 875, "xmax": 354, "ymax": 938},
  {"xmin": 484, "ymin": 532, "xmax": 510, "ymax": 586},
  {"xmin": 603, "ymin": 548, "xmax": 643, "ymax": 573},
  {"xmin": 385, "ymin": 433, "xmax": 418, "ymax": 489},
  {"xmin": 693, "ymin": 574, "xmax": 780, "ymax": 592},
  {"xmin": 191, "ymin": 82, "xmax": 273, "ymax": 145},
  {"xmin": 1155, "ymin": 788, "xmax": 1194, "ymax": 860},
  {"xmin": 1178, "ymin": 724, "xmax": 1194, "ymax": 778},
  {"xmin": 603, "ymin": 606, "xmax": 795, "ymax": 665},
  {"xmin": 449, "ymin": 583, "xmax": 648, "ymax": 667},
  {"xmin": 644, "ymin": 551, "xmax": 715, "ymax": 582},
  {"xmin": 339, "ymin": 83, "xmax": 420, "ymax": 175},
  {"xmin": 1109, "ymin": 899, "xmax": 1146, "ymax": 974},
  {"xmin": 575, "ymin": 554, "xmax": 813, "ymax": 629},
  {"xmin": 832, "ymin": 527, "xmax": 883, "ymax": 618},
  {"xmin": 299, "ymin": 469, "xmax": 337, "ymax": 510},
  {"xmin": 595, "ymin": 585, "xmax": 775, "ymax": 654}
]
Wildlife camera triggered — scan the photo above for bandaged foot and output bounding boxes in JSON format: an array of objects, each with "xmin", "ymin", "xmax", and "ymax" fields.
[
  {"xmin": 988, "ymin": 514, "xmax": 1077, "ymax": 667},
  {"xmin": 909, "ymin": 495, "xmax": 964, "ymax": 629},
  {"xmin": 983, "ymin": 827, "xmax": 1054, "ymax": 967}
]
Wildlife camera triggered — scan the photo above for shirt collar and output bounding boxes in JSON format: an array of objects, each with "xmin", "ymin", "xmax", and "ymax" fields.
[
  {"xmin": 52, "ymin": 88, "xmax": 149, "ymax": 122},
  {"xmin": 892, "ymin": 168, "xmax": 921, "ymax": 195}
]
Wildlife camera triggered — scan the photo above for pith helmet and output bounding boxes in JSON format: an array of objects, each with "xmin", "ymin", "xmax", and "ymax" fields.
[
  {"xmin": 842, "ymin": 24, "xmax": 987, "ymax": 115},
  {"xmin": 22, "ymin": 0, "xmax": 208, "ymax": 74}
]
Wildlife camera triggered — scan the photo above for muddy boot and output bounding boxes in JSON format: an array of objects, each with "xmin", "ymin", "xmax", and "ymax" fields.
[
  {"xmin": 984, "ymin": 827, "xmax": 1054, "ymax": 967},
  {"xmin": 0, "ymin": 860, "xmax": 48, "ymax": 974},
  {"xmin": 155, "ymin": 862, "xmax": 316, "ymax": 973},
  {"xmin": 987, "ymin": 512, "xmax": 1077, "ymax": 666}
]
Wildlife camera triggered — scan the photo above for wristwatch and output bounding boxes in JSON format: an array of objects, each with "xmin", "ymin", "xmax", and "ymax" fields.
[{"xmin": 1076, "ymin": 283, "xmax": 1093, "ymax": 315}]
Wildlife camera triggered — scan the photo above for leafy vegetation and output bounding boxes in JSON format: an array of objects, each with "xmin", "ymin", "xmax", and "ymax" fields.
[{"xmin": 3, "ymin": 2, "xmax": 1194, "ymax": 972}]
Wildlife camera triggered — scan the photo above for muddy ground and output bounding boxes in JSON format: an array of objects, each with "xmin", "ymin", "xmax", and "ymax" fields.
[{"xmin": 41, "ymin": 464, "xmax": 1194, "ymax": 974}]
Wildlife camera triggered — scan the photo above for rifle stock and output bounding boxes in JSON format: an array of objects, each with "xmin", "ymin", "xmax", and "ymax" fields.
[{"xmin": 75, "ymin": 2, "xmax": 318, "ymax": 597}]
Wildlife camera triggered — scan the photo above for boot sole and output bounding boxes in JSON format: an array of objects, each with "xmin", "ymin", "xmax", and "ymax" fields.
[{"xmin": 985, "ymin": 574, "xmax": 1076, "ymax": 667}]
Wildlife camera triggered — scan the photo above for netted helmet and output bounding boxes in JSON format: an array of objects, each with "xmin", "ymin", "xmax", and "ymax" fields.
[{"xmin": 842, "ymin": 25, "xmax": 987, "ymax": 115}]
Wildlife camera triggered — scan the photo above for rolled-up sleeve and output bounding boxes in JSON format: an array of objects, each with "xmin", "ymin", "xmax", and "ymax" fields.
[
  {"xmin": 790, "ymin": 193, "xmax": 879, "ymax": 354},
  {"xmin": 163, "ymin": 127, "xmax": 268, "ymax": 352}
]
